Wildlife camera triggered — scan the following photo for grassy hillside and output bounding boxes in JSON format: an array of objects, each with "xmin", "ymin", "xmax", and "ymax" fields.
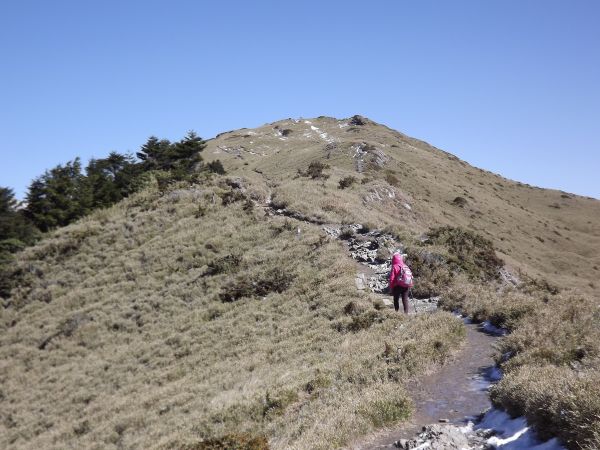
[
  {"xmin": 0, "ymin": 177, "xmax": 465, "ymax": 449},
  {"xmin": 205, "ymin": 115, "xmax": 600, "ymax": 295},
  {"xmin": 1, "ymin": 115, "xmax": 599, "ymax": 449}
]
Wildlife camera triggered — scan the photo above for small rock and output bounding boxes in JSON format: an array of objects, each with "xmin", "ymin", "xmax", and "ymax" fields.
[
  {"xmin": 394, "ymin": 438, "xmax": 408, "ymax": 449},
  {"xmin": 438, "ymin": 418, "xmax": 449, "ymax": 423},
  {"xmin": 355, "ymin": 274, "xmax": 366, "ymax": 290}
]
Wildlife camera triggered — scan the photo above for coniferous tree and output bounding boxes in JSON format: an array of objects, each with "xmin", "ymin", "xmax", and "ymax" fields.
[
  {"xmin": 136, "ymin": 137, "xmax": 173, "ymax": 171},
  {"xmin": 85, "ymin": 152, "xmax": 141, "ymax": 208},
  {"xmin": 24, "ymin": 158, "xmax": 89, "ymax": 231},
  {"xmin": 170, "ymin": 131, "xmax": 205, "ymax": 175},
  {"xmin": 136, "ymin": 132, "xmax": 206, "ymax": 178},
  {"xmin": 0, "ymin": 187, "xmax": 38, "ymax": 298},
  {"xmin": 0, "ymin": 186, "xmax": 38, "ymax": 245}
]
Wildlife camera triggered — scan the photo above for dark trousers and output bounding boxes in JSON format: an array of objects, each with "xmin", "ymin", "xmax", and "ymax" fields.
[{"xmin": 392, "ymin": 286, "xmax": 409, "ymax": 313}]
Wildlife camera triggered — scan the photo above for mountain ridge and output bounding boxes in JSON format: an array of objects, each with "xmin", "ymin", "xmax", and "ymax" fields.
[
  {"xmin": 1, "ymin": 115, "xmax": 598, "ymax": 449},
  {"xmin": 203, "ymin": 114, "xmax": 600, "ymax": 295}
]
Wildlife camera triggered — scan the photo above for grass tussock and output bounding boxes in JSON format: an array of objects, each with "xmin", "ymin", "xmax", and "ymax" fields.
[
  {"xmin": 183, "ymin": 433, "xmax": 269, "ymax": 450},
  {"xmin": 439, "ymin": 277, "xmax": 600, "ymax": 449},
  {"xmin": 490, "ymin": 366, "xmax": 600, "ymax": 449}
]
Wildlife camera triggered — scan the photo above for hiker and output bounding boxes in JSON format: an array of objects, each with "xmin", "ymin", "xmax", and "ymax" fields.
[{"xmin": 389, "ymin": 253, "xmax": 413, "ymax": 314}]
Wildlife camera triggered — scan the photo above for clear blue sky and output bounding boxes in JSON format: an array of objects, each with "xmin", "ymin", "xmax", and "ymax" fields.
[{"xmin": 1, "ymin": 0, "xmax": 599, "ymax": 199}]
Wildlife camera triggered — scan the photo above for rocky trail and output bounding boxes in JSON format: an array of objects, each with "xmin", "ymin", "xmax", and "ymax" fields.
[{"xmin": 355, "ymin": 320, "xmax": 501, "ymax": 449}]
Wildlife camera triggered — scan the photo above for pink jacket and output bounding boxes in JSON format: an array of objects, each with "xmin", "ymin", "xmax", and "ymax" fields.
[{"xmin": 389, "ymin": 253, "xmax": 405, "ymax": 290}]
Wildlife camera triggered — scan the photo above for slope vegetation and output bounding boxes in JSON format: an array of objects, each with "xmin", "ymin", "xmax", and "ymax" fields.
[{"xmin": 1, "ymin": 115, "xmax": 599, "ymax": 449}]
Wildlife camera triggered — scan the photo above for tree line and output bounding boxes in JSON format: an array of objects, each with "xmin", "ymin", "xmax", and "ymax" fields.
[{"xmin": 0, "ymin": 131, "xmax": 224, "ymax": 297}]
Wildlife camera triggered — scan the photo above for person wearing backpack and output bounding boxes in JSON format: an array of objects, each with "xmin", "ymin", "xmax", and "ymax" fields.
[{"xmin": 389, "ymin": 253, "xmax": 413, "ymax": 314}]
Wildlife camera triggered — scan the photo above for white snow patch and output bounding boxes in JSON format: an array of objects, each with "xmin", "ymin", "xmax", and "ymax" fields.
[
  {"xmin": 477, "ymin": 409, "xmax": 565, "ymax": 449},
  {"xmin": 310, "ymin": 125, "xmax": 334, "ymax": 143},
  {"xmin": 403, "ymin": 203, "xmax": 412, "ymax": 210},
  {"xmin": 413, "ymin": 443, "xmax": 431, "ymax": 450},
  {"xmin": 304, "ymin": 120, "xmax": 312, "ymax": 124},
  {"xmin": 453, "ymin": 311, "xmax": 474, "ymax": 324},
  {"xmin": 482, "ymin": 320, "xmax": 508, "ymax": 336},
  {"xmin": 338, "ymin": 122, "xmax": 349, "ymax": 128},
  {"xmin": 488, "ymin": 366, "xmax": 503, "ymax": 382},
  {"xmin": 247, "ymin": 131, "xmax": 257, "ymax": 135},
  {"xmin": 459, "ymin": 421, "xmax": 475, "ymax": 434},
  {"xmin": 352, "ymin": 143, "xmax": 367, "ymax": 158}
]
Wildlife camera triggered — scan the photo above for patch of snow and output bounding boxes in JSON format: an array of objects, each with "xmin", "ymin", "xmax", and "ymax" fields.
[
  {"xmin": 338, "ymin": 122, "xmax": 349, "ymax": 128},
  {"xmin": 413, "ymin": 443, "xmax": 431, "ymax": 450},
  {"xmin": 482, "ymin": 321, "xmax": 508, "ymax": 336},
  {"xmin": 310, "ymin": 125, "xmax": 334, "ymax": 143},
  {"xmin": 304, "ymin": 120, "xmax": 312, "ymax": 124},
  {"xmin": 459, "ymin": 421, "xmax": 475, "ymax": 434},
  {"xmin": 403, "ymin": 203, "xmax": 412, "ymax": 210},
  {"xmin": 247, "ymin": 131, "xmax": 257, "ymax": 135},
  {"xmin": 453, "ymin": 311, "xmax": 474, "ymax": 324},
  {"xmin": 352, "ymin": 143, "xmax": 367, "ymax": 158},
  {"xmin": 487, "ymin": 366, "xmax": 503, "ymax": 382},
  {"xmin": 477, "ymin": 409, "xmax": 565, "ymax": 449}
]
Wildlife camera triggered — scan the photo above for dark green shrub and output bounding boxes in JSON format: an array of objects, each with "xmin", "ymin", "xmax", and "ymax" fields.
[
  {"xmin": 426, "ymin": 226, "xmax": 503, "ymax": 280},
  {"xmin": 346, "ymin": 310, "xmax": 385, "ymax": 332},
  {"xmin": 184, "ymin": 433, "xmax": 269, "ymax": 450},
  {"xmin": 205, "ymin": 254, "xmax": 240, "ymax": 276},
  {"xmin": 299, "ymin": 161, "xmax": 330, "ymax": 180},
  {"xmin": 338, "ymin": 176, "xmax": 357, "ymax": 189},
  {"xmin": 452, "ymin": 196, "xmax": 468, "ymax": 207},
  {"xmin": 404, "ymin": 247, "xmax": 451, "ymax": 298},
  {"xmin": 220, "ymin": 267, "xmax": 295, "ymax": 302},
  {"xmin": 207, "ymin": 160, "xmax": 226, "ymax": 175},
  {"xmin": 221, "ymin": 189, "xmax": 246, "ymax": 206}
]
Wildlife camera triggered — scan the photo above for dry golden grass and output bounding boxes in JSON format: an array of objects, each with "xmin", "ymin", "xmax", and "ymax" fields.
[
  {"xmin": 440, "ymin": 278, "xmax": 600, "ymax": 449},
  {"xmin": 0, "ymin": 176, "xmax": 465, "ymax": 449},
  {"xmin": 205, "ymin": 116, "xmax": 600, "ymax": 297}
]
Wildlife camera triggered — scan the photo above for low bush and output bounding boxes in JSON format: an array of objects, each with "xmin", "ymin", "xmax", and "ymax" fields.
[
  {"xmin": 452, "ymin": 196, "xmax": 468, "ymax": 207},
  {"xmin": 426, "ymin": 226, "xmax": 503, "ymax": 281},
  {"xmin": 185, "ymin": 433, "xmax": 269, "ymax": 450},
  {"xmin": 404, "ymin": 247, "xmax": 452, "ymax": 298},
  {"xmin": 298, "ymin": 161, "xmax": 330, "ymax": 180},
  {"xmin": 219, "ymin": 267, "xmax": 295, "ymax": 302},
  {"xmin": 338, "ymin": 176, "xmax": 357, "ymax": 190},
  {"xmin": 490, "ymin": 366, "xmax": 600, "ymax": 449}
]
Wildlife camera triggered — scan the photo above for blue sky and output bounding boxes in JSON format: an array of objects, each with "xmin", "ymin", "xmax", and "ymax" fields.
[{"xmin": 1, "ymin": 0, "xmax": 599, "ymax": 199}]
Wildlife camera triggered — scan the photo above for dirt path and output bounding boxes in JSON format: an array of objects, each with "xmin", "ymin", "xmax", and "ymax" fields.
[
  {"xmin": 353, "ymin": 321, "xmax": 499, "ymax": 449},
  {"xmin": 260, "ymin": 203, "xmax": 501, "ymax": 447}
]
